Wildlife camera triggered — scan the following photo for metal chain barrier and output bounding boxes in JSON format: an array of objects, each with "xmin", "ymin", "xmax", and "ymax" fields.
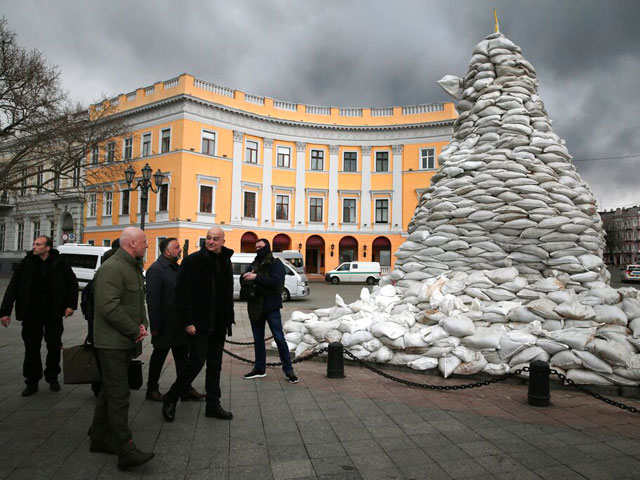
[
  {"xmin": 223, "ymin": 346, "xmax": 328, "ymax": 367},
  {"xmin": 226, "ymin": 336, "xmax": 274, "ymax": 346},
  {"xmin": 343, "ymin": 350, "xmax": 525, "ymax": 390},
  {"xmin": 550, "ymin": 369, "xmax": 640, "ymax": 415}
]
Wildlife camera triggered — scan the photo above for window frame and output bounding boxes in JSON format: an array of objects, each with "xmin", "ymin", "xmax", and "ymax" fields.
[
  {"xmin": 420, "ymin": 147, "xmax": 436, "ymax": 170},
  {"xmin": 375, "ymin": 199, "xmax": 389, "ymax": 224},
  {"xmin": 310, "ymin": 149, "xmax": 324, "ymax": 171},
  {"xmin": 16, "ymin": 222, "xmax": 24, "ymax": 250},
  {"xmin": 275, "ymin": 194, "xmax": 290, "ymax": 221},
  {"xmin": 309, "ymin": 197, "xmax": 324, "ymax": 223},
  {"xmin": 375, "ymin": 151, "xmax": 389, "ymax": 172},
  {"xmin": 160, "ymin": 128, "xmax": 171, "ymax": 153},
  {"xmin": 120, "ymin": 189, "xmax": 130, "ymax": 215},
  {"xmin": 343, "ymin": 151, "xmax": 358, "ymax": 172},
  {"xmin": 157, "ymin": 183, "xmax": 169, "ymax": 212},
  {"xmin": 91, "ymin": 145, "xmax": 99, "ymax": 165},
  {"xmin": 199, "ymin": 185, "xmax": 214, "ymax": 213},
  {"xmin": 103, "ymin": 191, "xmax": 113, "ymax": 217},
  {"xmin": 88, "ymin": 193, "xmax": 97, "ymax": 218},
  {"xmin": 141, "ymin": 132, "xmax": 152, "ymax": 157},
  {"xmin": 342, "ymin": 198, "xmax": 357, "ymax": 224},
  {"xmin": 245, "ymin": 139, "xmax": 259, "ymax": 164},
  {"xmin": 243, "ymin": 191, "xmax": 257, "ymax": 218},
  {"xmin": 123, "ymin": 137, "xmax": 133, "ymax": 161},
  {"xmin": 276, "ymin": 146, "xmax": 291, "ymax": 168},
  {"xmin": 106, "ymin": 141, "xmax": 116, "ymax": 163},
  {"xmin": 201, "ymin": 130, "xmax": 216, "ymax": 156}
]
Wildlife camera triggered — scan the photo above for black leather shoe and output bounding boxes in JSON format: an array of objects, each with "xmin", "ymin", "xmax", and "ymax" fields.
[
  {"xmin": 180, "ymin": 388, "xmax": 205, "ymax": 401},
  {"xmin": 205, "ymin": 404, "xmax": 233, "ymax": 420},
  {"xmin": 117, "ymin": 448, "xmax": 154, "ymax": 471},
  {"xmin": 90, "ymin": 440, "xmax": 117, "ymax": 455},
  {"xmin": 145, "ymin": 390, "xmax": 164, "ymax": 402},
  {"xmin": 21, "ymin": 385, "xmax": 38, "ymax": 397},
  {"xmin": 48, "ymin": 380, "xmax": 61, "ymax": 392},
  {"xmin": 162, "ymin": 400, "xmax": 176, "ymax": 422}
]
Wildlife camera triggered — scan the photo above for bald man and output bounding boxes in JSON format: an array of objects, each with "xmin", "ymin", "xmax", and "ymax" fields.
[
  {"xmin": 89, "ymin": 227, "xmax": 154, "ymax": 470},
  {"xmin": 162, "ymin": 226, "xmax": 235, "ymax": 422}
]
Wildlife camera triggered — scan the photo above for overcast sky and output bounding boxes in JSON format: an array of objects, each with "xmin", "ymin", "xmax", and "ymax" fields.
[{"xmin": 4, "ymin": 0, "xmax": 640, "ymax": 210}]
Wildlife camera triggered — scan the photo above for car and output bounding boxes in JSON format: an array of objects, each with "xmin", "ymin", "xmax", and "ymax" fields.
[
  {"xmin": 57, "ymin": 244, "xmax": 111, "ymax": 289},
  {"xmin": 325, "ymin": 261, "xmax": 381, "ymax": 285},
  {"xmin": 621, "ymin": 264, "xmax": 640, "ymax": 282}
]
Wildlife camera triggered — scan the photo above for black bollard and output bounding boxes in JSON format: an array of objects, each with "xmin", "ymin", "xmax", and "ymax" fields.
[
  {"xmin": 327, "ymin": 342, "xmax": 345, "ymax": 379},
  {"xmin": 528, "ymin": 360, "xmax": 550, "ymax": 407}
]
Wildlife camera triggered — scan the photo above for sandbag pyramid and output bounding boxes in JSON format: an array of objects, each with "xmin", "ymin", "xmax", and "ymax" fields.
[{"xmin": 282, "ymin": 30, "xmax": 640, "ymax": 386}]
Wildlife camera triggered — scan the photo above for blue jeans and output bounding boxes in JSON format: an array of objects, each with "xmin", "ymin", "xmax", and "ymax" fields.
[{"xmin": 251, "ymin": 309, "xmax": 292, "ymax": 374}]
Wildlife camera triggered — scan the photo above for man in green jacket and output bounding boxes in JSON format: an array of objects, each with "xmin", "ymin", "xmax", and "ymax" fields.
[{"xmin": 88, "ymin": 227, "xmax": 154, "ymax": 471}]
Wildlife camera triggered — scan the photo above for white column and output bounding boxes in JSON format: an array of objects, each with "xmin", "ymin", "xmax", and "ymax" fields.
[
  {"xmin": 261, "ymin": 138, "xmax": 274, "ymax": 223},
  {"xmin": 392, "ymin": 144, "xmax": 404, "ymax": 231},
  {"xmin": 294, "ymin": 142, "xmax": 307, "ymax": 228},
  {"xmin": 360, "ymin": 146, "xmax": 371, "ymax": 230},
  {"xmin": 230, "ymin": 131, "xmax": 243, "ymax": 224},
  {"xmin": 328, "ymin": 145, "xmax": 339, "ymax": 228}
]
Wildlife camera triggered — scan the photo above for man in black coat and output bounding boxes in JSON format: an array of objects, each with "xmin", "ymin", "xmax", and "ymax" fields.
[
  {"xmin": 241, "ymin": 238, "xmax": 298, "ymax": 384},
  {"xmin": 0, "ymin": 236, "xmax": 78, "ymax": 396},
  {"xmin": 145, "ymin": 237, "xmax": 204, "ymax": 401},
  {"xmin": 162, "ymin": 226, "xmax": 235, "ymax": 422}
]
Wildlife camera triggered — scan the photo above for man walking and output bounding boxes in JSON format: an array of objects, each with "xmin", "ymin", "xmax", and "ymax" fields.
[
  {"xmin": 145, "ymin": 237, "xmax": 204, "ymax": 401},
  {"xmin": 241, "ymin": 238, "xmax": 298, "ymax": 384},
  {"xmin": 89, "ymin": 227, "xmax": 154, "ymax": 470},
  {"xmin": 1, "ymin": 236, "xmax": 78, "ymax": 396},
  {"xmin": 162, "ymin": 226, "xmax": 235, "ymax": 422}
]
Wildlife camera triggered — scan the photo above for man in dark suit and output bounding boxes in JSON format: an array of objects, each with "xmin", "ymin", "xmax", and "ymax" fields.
[
  {"xmin": 0, "ymin": 236, "xmax": 78, "ymax": 396},
  {"xmin": 162, "ymin": 226, "xmax": 235, "ymax": 422}
]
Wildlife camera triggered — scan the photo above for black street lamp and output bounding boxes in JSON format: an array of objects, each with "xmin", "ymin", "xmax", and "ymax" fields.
[{"xmin": 124, "ymin": 163, "xmax": 164, "ymax": 230}]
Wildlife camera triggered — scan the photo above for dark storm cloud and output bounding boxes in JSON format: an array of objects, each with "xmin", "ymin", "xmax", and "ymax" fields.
[{"xmin": 3, "ymin": 0, "xmax": 639, "ymax": 208}]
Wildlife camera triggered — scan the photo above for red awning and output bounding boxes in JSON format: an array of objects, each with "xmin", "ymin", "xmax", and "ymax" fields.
[
  {"xmin": 306, "ymin": 235, "xmax": 325, "ymax": 247},
  {"xmin": 372, "ymin": 236, "xmax": 391, "ymax": 248},
  {"xmin": 339, "ymin": 236, "xmax": 358, "ymax": 248}
]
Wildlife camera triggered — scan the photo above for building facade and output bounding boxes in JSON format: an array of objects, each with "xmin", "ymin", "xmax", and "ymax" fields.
[
  {"xmin": 84, "ymin": 74, "xmax": 456, "ymax": 274},
  {"xmin": 600, "ymin": 206, "xmax": 640, "ymax": 266}
]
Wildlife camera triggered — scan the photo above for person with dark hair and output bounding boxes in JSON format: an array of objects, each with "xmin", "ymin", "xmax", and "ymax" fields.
[
  {"xmin": 145, "ymin": 238, "xmax": 204, "ymax": 401},
  {"xmin": 0, "ymin": 236, "xmax": 78, "ymax": 396},
  {"xmin": 162, "ymin": 226, "xmax": 235, "ymax": 422},
  {"xmin": 241, "ymin": 238, "xmax": 298, "ymax": 384}
]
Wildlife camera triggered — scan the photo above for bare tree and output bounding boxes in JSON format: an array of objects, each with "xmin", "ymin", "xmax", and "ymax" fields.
[{"xmin": 0, "ymin": 17, "xmax": 130, "ymax": 199}]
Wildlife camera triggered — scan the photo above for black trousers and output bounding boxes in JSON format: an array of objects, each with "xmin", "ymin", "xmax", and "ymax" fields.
[
  {"xmin": 21, "ymin": 315, "xmax": 63, "ymax": 386},
  {"xmin": 165, "ymin": 331, "xmax": 225, "ymax": 406},
  {"xmin": 90, "ymin": 348, "xmax": 135, "ymax": 456},
  {"xmin": 147, "ymin": 344, "xmax": 188, "ymax": 391}
]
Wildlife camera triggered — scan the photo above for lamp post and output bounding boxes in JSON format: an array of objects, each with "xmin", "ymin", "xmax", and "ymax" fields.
[{"xmin": 124, "ymin": 163, "xmax": 164, "ymax": 231}]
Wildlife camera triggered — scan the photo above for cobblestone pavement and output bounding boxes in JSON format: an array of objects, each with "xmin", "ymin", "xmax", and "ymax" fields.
[{"xmin": 0, "ymin": 285, "xmax": 639, "ymax": 479}]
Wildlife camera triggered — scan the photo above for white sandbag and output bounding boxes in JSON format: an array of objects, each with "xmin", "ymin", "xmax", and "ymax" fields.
[
  {"xmin": 362, "ymin": 338, "xmax": 383, "ymax": 352},
  {"xmin": 485, "ymin": 267, "xmax": 519, "ymax": 284},
  {"xmin": 294, "ymin": 342, "xmax": 315, "ymax": 357},
  {"xmin": 378, "ymin": 335, "xmax": 406, "ymax": 350},
  {"xmin": 554, "ymin": 302, "xmax": 596, "ymax": 321},
  {"xmin": 339, "ymin": 316, "xmax": 374, "ymax": 333},
  {"xmin": 284, "ymin": 321, "xmax": 307, "ymax": 334},
  {"xmin": 585, "ymin": 338, "xmax": 630, "ymax": 367},
  {"xmin": 483, "ymin": 363, "xmax": 510, "ymax": 375},
  {"xmin": 588, "ymin": 287, "xmax": 620, "ymax": 305},
  {"xmin": 341, "ymin": 331, "xmax": 374, "ymax": 348},
  {"xmin": 329, "ymin": 306, "xmax": 354, "ymax": 320},
  {"xmin": 367, "ymin": 345, "xmax": 394, "ymax": 363},
  {"xmin": 389, "ymin": 311, "xmax": 417, "ymax": 328},
  {"xmin": 537, "ymin": 338, "xmax": 569, "ymax": 355},
  {"xmin": 572, "ymin": 350, "xmax": 613, "ymax": 374},
  {"xmin": 547, "ymin": 290, "xmax": 576, "ymax": 305},
  {"xmin": 389, "ymin": 352, "xmax": 422, "ymax": 365},
  {"xmin": 408, "ymin": 356, "xmax": 439, "ymax": 371},
  {"xmin": 312, "ymin": 308, "xmax": 332, "ymax": 318},
  {"xmin": 291, "ymin": 311, "xmax": 317, "ymax": 322},
  {"xmin": 284, "ymin": 332, "xmax": 304, "ymax": 344},
  {"xmin": 324, "ymin": 329, "xmax": 343, "ymax": 344},
  {"xmin": 566, "ymin": 369, "xmax": 613, "ymax": 385},
  {"xmin": 507, "ymin": 306, "xmax": 544, "ymax": 323},
  {"xmin": 630, "ymin": 318, "xmax": 640, "ymax": 336},
  {"xmin": 461, "ymin": 331, "xmax": 502, "ymax": 349},
  {"xmin": 528, "ymin": 277, "xmax": 565, "ymax": 292},
  {"xmin": 404, "ymin": 332, "xmax": 431, "ymax": 348},
  {"xmin": 451, "ymin": 345, "xmax": 483, "ymax": 363},
  {"xmin": 592, "ymin": 305, "xmax": 627, "ymax": 326},
  {"xmin": 499, "ymin": 336, "xmax": 530, "ymax": 360},
  {"xmin": 621, "ymin": 298, "xmax": 640, "ymax": 319},
  {"xmin": 545, "ymin": 327, "xmax": 596, "ymax": 350},
  {"xmin": 527, "ymin": 298, "xmax": 562, "ymax": 320},
  {"xmin": 454, "ymin": 355, "xmax": 488, "ymax": 375},
  {"xmin": 438, "ymin": 355, "xmax": 462, "ymax": 378},
  {"xmin": 379, "ymin": 284, "xmax": 398, "ymax": 297},
  {"xmin": 305, "ymin": 320, "xmax": 340, "ymax": 340},
  {"xmin": 371, "ymin": 322, "xmax": 406, "ymax": 340},
  {"xmin": 510, "ymin": 346, "xmax": 548, "ymax": 365},
  {"xmin": 346, "ymin": 345, "xmax": 371, "ymax": 360},
  {"xmin": 440, "ymin": 315, "xmax": 476, "ymax": 337},
  {"xmin": 550, "ymin": 350, "xmax": 582, "ymax": 369}
]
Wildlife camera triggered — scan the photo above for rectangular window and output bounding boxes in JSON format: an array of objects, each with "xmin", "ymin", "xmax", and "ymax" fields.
[
  {"xmin": 343, "ymin": 152, "xmax": 357, "ymax": 172},
  {"xmin": 91, "ymin": 145, "xmax": 99, "ymax": 165},
  {"xmin": 158, "ymin": 184, "xmax": 168, "ymax": 212},
  {"xmin": 88, "ymin": 240, "xmax": 95, "ymax": 246},
  {"xmin": 276, "ymin": 195, "xmax": 289, "ymax": 220},
  {"xmin": 199, "ymin": 185, "xmax": 213, "ymax": 213},
  {"xmin": 420, "ymin": 148, "xmax": 435, "ymax": 169},
  {"xmin": 49, "ymin": 219, "xmax": 54, "ymax": 242},
  {"xmin": 310, "ymin": 197, "xmax": 323, "ymax": 222},
  {"xmin": 32, "ymin": 221, "xmax": 40, "ymax": 240},
  {"xmin": 244, "ymin": 191, "xmax": 256, "ymax": 218},
  {"xmin": 88, "ymin": 193, "xmax": 97, "ymax": 217},
  {"xmin": 277, "ymin": 146, "xmax": 291, "ymax": 168},
  {"xmin": 343, "ymin": 199, "xmax": 356, "ymax": 223},
  {"xmin": 53, "ymin": 169, "xmax": 60, "ymax": 191},
  {"xmin": 106, "ymin": 142, "xmax": 115, "ymax": 162},
  {"xmin": 17, "ymin": 222, "xmax": 24, "ymax": 250},
  {"xmin": 20, "ymin": 169, "xmax": 27, "ymax": 196},
  {"xmin": 375, "ymin": 199, "xmax": 389, "ymax": 224},
  {"xmin": 121, "ymin": 189, "xmax": 130, "ymax": 215},
  {"xmin": 124, "ymin": 137, "xmax": 133, "ymax": 160},
  {"xmin": 161, "ymin": 129, "xmax": 171, "ymax": 153},
  {"xmin": 36, "ymin": 166, "xmax": 44, "ymax": 193},
  {"xmin": 245, "ymin": 140, "xmax": 258, "ymax": 164},
  {"xmin": 142, "ymin": 133, "xmax": 152, "ymax": 157},
  {"xmin": 73, "ymin": 160, "xmax": 81, "ymax": 187},
  {"xmin": 375, "ymin": 151, "xmax": 389, "ymax": 172},
  {"xmin": 103, "ymin": 239, "xmax": 111, "ymax": 247},
  {"xmin": 311, "ymin": 150, "xmax": 324, "ymax": 171},
  {"xmin": 104, "ymin": 192, "xmax": 113, "ymax": 216},
  {"xmin": 0, "ymin": 224, "xmax": 5, "ymax": 251},
  {"xmin": 202, "ymin": 130, "xmax": 216, "ymax": 155}
]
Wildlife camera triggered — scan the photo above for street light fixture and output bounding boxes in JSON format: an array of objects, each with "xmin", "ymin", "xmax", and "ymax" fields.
[{"xmin": 124, "ymin": 163, "xmax": 164, "ymax": 230}]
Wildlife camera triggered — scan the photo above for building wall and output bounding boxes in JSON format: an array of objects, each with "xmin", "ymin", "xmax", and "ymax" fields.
[
  {"xmin": 600, "ymin": 207, "xmax": 640, "ymax": 266},
  {"xmin": 83, "ymin": 74, "xmax": 456, "ymax": 273}
]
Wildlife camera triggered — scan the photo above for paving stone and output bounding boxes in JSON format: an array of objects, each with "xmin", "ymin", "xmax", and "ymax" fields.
[
  {"xmin": 475, "ymin": 454, "xmax": 527, "ymax": 474},
  {"xmin": 310, "ymin": 456, "xmax": 358, "ymax": 476},
  {"xmin": 268, "ymin": 444, "xmax": 309, "ymax": 462},
  {"xmin": 377, "ymin": 435, "xmax": 419, "ymax": 452},
  {"xmin": 398, "ymin": 462, "xmax": 453, "ymax": 479},
  {"xmin": 386, "ymin": 447, "xmax": 433, "ymax": 466},
  {"xmin": 305, "ymin": 442, "xmax": 347, "ymax": 459},
  {"xmin": 271, "ymin": 459, "xmax": 315, "ymax": 480},
  {"xmin": 349, "ymin": 452, "xmax": 396, "ymax": 471},
  {"xmin": 341, "ymin": 439, "xmax": 384, "ymax": 456},
  {"xmin": 300, "ymin": 428, "xmax": 339, "ymax": 445},
  {"xmin": 458, "ymin": 440, "xmax": 504, "ymax": 458},
  {"xmin": 439, "ymin": 458, "xmax": 490, "ymax": 479}
]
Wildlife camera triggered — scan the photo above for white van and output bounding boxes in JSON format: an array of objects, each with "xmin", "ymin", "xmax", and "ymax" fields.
[
  {"xmin": 231, "ymin": 253, "xmax": 310, "ymax": 301},
  {"xmin": 273, "ymin": 250, "xmax": 304, "ymax": 274},
  {"xmin": 57, "ymin": 244, "xmax": 112, "ymax": 289},
  {"xmin": 325, "ymin": 261, "xmax": 381, "ymax": 285}
]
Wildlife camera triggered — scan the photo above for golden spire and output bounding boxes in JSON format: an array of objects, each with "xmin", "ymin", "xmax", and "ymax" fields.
[{"xmin": 494, "ymin": 9, "xmax": 500, "ymax": 33}]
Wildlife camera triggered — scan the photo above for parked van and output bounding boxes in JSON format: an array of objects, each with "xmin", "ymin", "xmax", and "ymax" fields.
[
  {"xmin": 57, "ymin": 244, "xmax": 112, "ymax": 289},
  {"xmin": 274, "ymin": 250, "xmax": 304, "ymax": 274},
  {"xmin": 231, "ymin": 253, "xmax": 310, "ymax": 301},
  {"xmin": 325, "ymin": 261, "xmax": 381, "ymax": 285}
]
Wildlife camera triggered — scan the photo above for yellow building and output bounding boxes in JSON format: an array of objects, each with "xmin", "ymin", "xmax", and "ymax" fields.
[{"xmin": 83, "ymin": 74, "xmax": 456, "ymax": 275}]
